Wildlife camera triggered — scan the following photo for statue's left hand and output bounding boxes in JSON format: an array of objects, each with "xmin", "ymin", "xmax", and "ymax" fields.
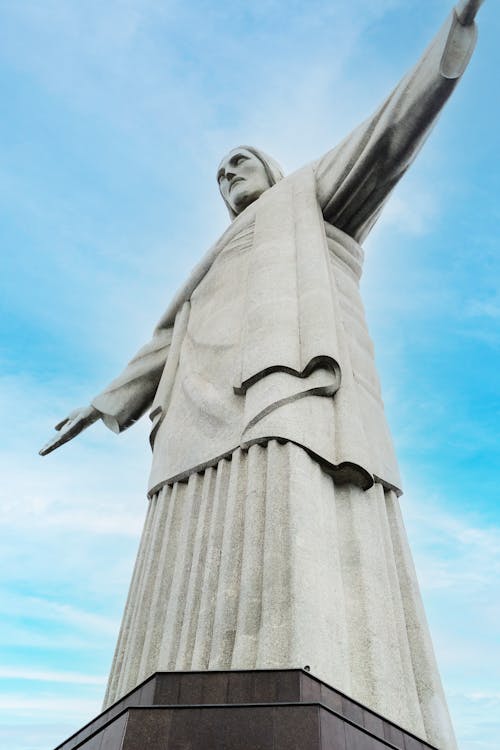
[
  {"xmin": 39, "ymin": 405, "xmax": 101, "ymax": 456},
  {"xmin": 455, "ymin": 0, "xmax": 485, "ymax": 25}
]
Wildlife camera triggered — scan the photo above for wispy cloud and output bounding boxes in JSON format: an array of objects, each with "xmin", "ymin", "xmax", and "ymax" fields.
[
  {"xmin": 0, "ymin": 372, "xmax": 148, "ymax": 534},
  {"xmin": 0, "ymin": 667, "xmax": 105, "ymax": 685},
  {"xmin": 466, "ymin": 295, "xmax": 500, "ymax": 322},
  {"xmin": 447, "ymin": 691, "xmax": 500, "ymax": 750},
  {"xmin": 404, "ymin": 496, "xmax": 500, "ymax": 593},
  {"xmin": 1, "ymin": 2, "xmax": 498, "ymax": 750},
  {"xmin": 1, "ymin": 593, "xmax": 120, "ymax": 637},
  {"xmin": 400, "ymin": 491, "xmax": 500, "ymax": 746},
  {"xmin": 0, "ymin": 694, "xmax": 100, "ymax": 717}
]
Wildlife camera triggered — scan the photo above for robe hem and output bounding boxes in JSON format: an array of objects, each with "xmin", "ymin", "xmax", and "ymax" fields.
[{"xmin": 147, "ymin": 437, "xmax": 402, "ymax": 498}]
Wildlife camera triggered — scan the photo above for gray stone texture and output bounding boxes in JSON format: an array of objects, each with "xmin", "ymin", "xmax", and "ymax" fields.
[
  {"xmin": 40, "ymin": 5, "xmax": 487, "ymax": 750},
  {"xmin": 103, "ymin": 443, "xmax": 455, "ymax": 749}
]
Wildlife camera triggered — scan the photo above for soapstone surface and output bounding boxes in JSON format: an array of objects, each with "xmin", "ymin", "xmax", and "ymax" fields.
[{"xmin": 39, "ymin": 7, "xmax": 486, "ymax": 750}]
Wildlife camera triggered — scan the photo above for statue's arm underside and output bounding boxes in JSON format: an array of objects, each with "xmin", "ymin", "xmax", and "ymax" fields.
[
  {"xmin": 315, "ymin": 10, "xmax": 477, "ymax": 243},
  {"xmin": 91, "ymin": 325, "xmax": 173, "ymax": 433}
]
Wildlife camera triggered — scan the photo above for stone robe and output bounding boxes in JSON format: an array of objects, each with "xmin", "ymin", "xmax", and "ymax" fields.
[
  {"xmin": 97, "ymin": 12, "xmax": 477, "ymax": 750},
  {"xmin": 93, "ymin": 11, "xmax": 476, "ymax": 499}
]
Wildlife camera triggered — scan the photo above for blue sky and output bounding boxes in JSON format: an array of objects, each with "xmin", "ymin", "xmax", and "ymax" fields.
[{"xmin": 0, "ymin": 1, "xmax": 498, "ymax": 748}]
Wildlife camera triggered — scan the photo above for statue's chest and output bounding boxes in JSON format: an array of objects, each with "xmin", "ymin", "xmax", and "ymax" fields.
[{"xmin": 188, "ymin": 220, "xmax": 255, "ymax": 348}]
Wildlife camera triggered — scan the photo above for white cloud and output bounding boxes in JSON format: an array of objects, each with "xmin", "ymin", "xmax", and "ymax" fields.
[
  {"xmin": 400, "ymin": 495, "xmax": 500, "ymax": 692},
  {"xmin": 0, "ymin": 625, "xmax": 107, "ymax": 652},
  {"xmin": 397, "ymin": 493, "xmax": 500, "ymax": 748},
  {"xmin": 403, "ymin": 495, "xmax": 500, "ymax": 592},
  {"xmin": 0, "ymin": 694, "xmax": 100, "ymax": 718},
  {"xmin": 448, "ymin": 691, "xmax": 500, "ymax": 750},
  {"xmin": 373, "ymin": 177, "xmax": 441, "ymax": 238},
  {"xmin": 0, "ymin": 372, "xmax": 149, "ymax": 531},
  {"xmin": 0, "ymin": 724, "xmax": 79, "ymax": 750},
  {"xmin": 0, "ymin": 2, "xmax": 497, "ymax": 749},
  {"xmin": 0, "ymin": 667, "xmax": 105, "ymax": 686},
  {"xmin": 466, "ymin": 295, "xmax": 500, "ymax": 321},
  {"xmin": 1, "ymin": 593, "xmax": 120, "ymax": 637}
]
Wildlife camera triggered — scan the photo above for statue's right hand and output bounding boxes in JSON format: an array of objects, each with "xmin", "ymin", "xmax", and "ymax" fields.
[
  {"xmin": 39, "ymin": 405, "xmax": 101, "ymax": 456},
  {"xmin": 455, "ymin": 0, "xmax": 485, "ymax": 25}
]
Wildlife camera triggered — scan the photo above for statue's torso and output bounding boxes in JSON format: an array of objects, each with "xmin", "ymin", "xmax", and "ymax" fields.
[{"xmin": 148, "ymin": 212, "xmax": 400, "ymax": 495}]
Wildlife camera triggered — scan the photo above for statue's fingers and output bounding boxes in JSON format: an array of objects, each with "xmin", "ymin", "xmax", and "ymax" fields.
[
  {"xmin": 54, "ymin": 417, "xmax": 70, "ymax": 431},
  {"xmin": 39, "ymin": 435, "xmax": 65, "ymax": 456},
  {"xmin": 470, "ymin": 0, "xmax": 485, "ymax": 16},
  {"xmin": 456, "ymin": 0, "xmax": 484, "ymax": 24},
  {"xmin": 39, "ymin": 421, "xmax": 82, "ymax": 456},
  {"xmin": 55, "ymin": 407, "xmax": 89, "ymax": 431}
]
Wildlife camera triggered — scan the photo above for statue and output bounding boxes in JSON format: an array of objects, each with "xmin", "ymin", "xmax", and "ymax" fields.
[{"xmin": 40, "ymin": 3, "xmax": 485, "ymax": 749}]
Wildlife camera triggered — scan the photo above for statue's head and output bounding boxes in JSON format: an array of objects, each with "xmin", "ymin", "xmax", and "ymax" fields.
[{"xmin": 217, "ymin": 146, "xmax": 284, "ymax": 219}]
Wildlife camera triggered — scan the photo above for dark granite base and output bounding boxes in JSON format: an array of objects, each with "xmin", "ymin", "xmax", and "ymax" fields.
[{"xmin": 55, "ymin": 669, "xmax": 436, "ymax": 750}]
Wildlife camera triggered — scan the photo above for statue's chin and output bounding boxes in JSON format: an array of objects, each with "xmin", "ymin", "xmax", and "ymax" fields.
[{"xmin": 230, "ymin": 185, "xmax": 268, "ymax": 215}]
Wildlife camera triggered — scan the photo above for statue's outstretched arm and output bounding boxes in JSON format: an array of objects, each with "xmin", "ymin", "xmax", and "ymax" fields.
[
  {"xmin": 315, "ymin": 0, "xmax": 485, "ymax": 242},
  {"xmin": 456, "ymin": 0, "xmax": 484, "ymax": 25},
  {"xmin": 40, "ymin": 325, "xmax": 173, "ymax": 456}
]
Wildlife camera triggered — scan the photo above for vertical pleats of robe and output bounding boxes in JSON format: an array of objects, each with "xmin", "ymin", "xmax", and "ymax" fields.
[{"xmin": 103, "ymin": 440, "xmax": 455, "ymax": 750}]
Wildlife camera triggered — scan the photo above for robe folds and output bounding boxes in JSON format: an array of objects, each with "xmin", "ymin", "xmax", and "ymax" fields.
[
  {"xmin": 97, "ymin": 11, "xmax": 477, "ymax": 749},
  {"xmin": 146, "ymin": 167, "xmax": 400, "ymax": 494},
  {"xmin": 92, "ymin": 10, "xmax": 476, "ymax": 498}
]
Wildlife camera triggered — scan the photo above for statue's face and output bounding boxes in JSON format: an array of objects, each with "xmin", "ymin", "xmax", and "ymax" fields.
[{"xmin": 217, "ymin": 148, "xmax": 271, "ymax": 214}]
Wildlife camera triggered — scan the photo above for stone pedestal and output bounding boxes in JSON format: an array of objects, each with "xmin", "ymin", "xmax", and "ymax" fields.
[{"xmin": 55, "ymin": 669, "xmax": 436, "ymax": 750}]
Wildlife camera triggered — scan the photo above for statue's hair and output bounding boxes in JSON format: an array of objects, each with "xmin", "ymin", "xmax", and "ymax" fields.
[{"xmin": 218, "ymin": 145, "xmax": 284, "ymax": 220}]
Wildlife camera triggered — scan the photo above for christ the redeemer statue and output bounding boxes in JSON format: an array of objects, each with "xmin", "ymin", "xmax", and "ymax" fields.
[{"xmin": 41, "ymin": 3, "xmax": 484, "ymax": 749}]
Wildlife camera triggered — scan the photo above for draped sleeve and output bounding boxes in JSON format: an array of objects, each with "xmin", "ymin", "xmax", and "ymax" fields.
[
  {"xmin": 91, "ymin": 324, "xmax": 173, "ymax": 433},
  {"xmin": 314, "ymin": 9, "xmax": 477, "ymax": 242}
]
